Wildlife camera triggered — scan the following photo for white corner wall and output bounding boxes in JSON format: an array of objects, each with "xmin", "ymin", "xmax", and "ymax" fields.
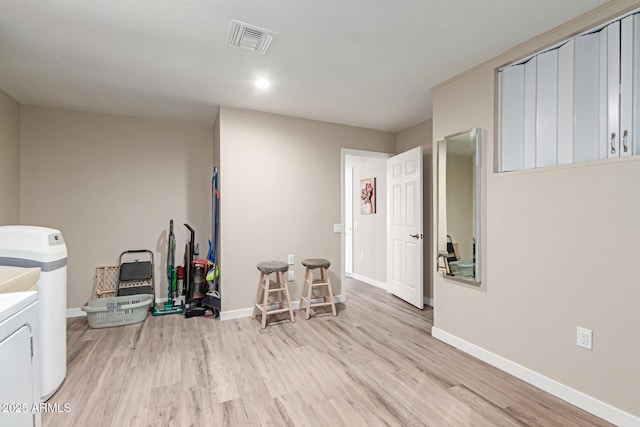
[
  {"xmin": 20, "ymin": 106, "xmax": 213, "ymax": 309},
  {"xmin": 346, "ymin": 155, "xmax": 388, "ymax": 284},
  {"xmin": 432, "ymin": 0, "xmax": 640, "ymax": 421},
  {"xmin": 0, "ymin": 90, "xmax": 20, "ymax": 224}
]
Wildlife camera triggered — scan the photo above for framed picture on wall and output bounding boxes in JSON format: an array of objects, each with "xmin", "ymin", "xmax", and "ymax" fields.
[{"xmin": 360, "ymin": 177, "xmax": 376, "ymax": 214}]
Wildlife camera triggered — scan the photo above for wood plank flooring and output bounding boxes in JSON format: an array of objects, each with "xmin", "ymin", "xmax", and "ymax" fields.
[{"xmin": 43, "ymin": 279, "xmax": 612, "ymax": 426}]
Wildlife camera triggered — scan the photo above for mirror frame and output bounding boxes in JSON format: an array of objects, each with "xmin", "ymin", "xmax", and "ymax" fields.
[{"xmin": 436, "ymin": 128, "xmax": 482, "ymax": 284}]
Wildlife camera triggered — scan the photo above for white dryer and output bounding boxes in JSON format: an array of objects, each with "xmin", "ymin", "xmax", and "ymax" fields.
[
  {"xmin": 0, "ymin": 291, "xmax": 41, "ymax": 427},
  {"xmin": 0, "ymin": 226, "xmax": 67, "ymax": 401}
]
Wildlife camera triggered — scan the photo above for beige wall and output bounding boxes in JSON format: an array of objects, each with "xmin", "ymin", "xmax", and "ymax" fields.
[
  {"xmin": 432, "ymin": 0, "xmax": 640, "ymax": 417},
  {"xmin": 218, "ymin": 107, "xmax": 395, "ymax": 312},
  {"xmin": 0, "ymin": 90, "xmax": 20, "ymax": 224},
  {"xmin": 20, "ymin": 106, "xmax": 213, "ymax": 309},
  {"xmin": 395, "ymin": 120, "xmax": 433, "ymax": 301},
  {"xmin": 396, "ymin": 120, "xmax": 432, "ymax": 154},
  {"xmin": 213, "ymin": 110, "xmax": 220, "ymax": 169}
]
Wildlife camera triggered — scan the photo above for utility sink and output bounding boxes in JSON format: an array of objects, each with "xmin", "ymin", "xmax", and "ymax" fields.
[{"xmin": 0, "ymin": 268, "xmax": 41, "ymax": 293}]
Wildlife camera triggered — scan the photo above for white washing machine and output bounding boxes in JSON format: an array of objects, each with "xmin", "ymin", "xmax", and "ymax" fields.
[
  {"xmin": 0, "ymin": 291, "xmax": 41, "ymax": 427},
  {"xmin": 0, "ymin": 226, "xmax": 67, "ymax": 401}
]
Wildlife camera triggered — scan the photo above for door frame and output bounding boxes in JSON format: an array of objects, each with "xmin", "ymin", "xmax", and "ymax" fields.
[
  {"xmin": 340, "ymin": 148, "xmax": 394, "ymax": 302},
  {"xmin": 344, "ymin": 166, "xmax": 354, "ymax": 277}
]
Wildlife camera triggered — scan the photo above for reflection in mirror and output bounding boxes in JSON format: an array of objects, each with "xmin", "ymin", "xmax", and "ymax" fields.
[{"xmin": 437, "ymin": 128, "xmax": 482, "ymax": 283}]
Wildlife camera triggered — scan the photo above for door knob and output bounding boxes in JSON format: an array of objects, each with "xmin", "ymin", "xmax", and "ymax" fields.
[
  {"xmin": 623, "ymin": 130, "xmax": 629, "ymax": 153},
  {"xmin": 409, "ymin": 233, "xmax": 424, "ymax": 239}
]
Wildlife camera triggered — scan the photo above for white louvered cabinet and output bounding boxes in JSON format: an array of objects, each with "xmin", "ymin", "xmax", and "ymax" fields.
[
  {"xmin": 535, "ymin": 49, "xmax": 558, "ymax": 168},
  {"xmin": 498, "ymin": 11, "xmax": 640, "ymax": 172},
  {"xmin": 499, "ymin": 65, "xmax": 525, "ymax": 172}
]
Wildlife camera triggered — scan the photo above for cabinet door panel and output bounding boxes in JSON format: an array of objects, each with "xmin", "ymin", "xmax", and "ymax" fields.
[
  {"xmin": 599, "ymin": 28, "xmax": 609, "ymax": 159},
  {"xmin": 499, "ymin": 66, "xmax": 525, "ymax": 172},
  {"xmin": 634, "ymin": 14, "xmax": 640, "ymax": 155},
  {"xmin": 524, "ymin": 58, "xmax": 537, "ymax": 169},
  {"xmin": 621, "ymin": 16, "xmax": 633, "ymax": 157},
  {"xmin": 536, "ymin": 49, "xmax": 558, "ymax": 168},
  {"xmin": 558, "ymin": 40, "xmax": 574, "ymax": 165},
  {"xmin": 574, "ymin": 32, "xmax": 601, "ymax": 163},
  {"xmin": 607, "ymin": 21, "xmax": 621, "ymax": 158}
]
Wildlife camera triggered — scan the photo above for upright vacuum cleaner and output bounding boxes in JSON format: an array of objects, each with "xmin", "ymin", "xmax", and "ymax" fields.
[
  {"xmin": 184, "ymin": 223, "xmax": 207, "ymax": 318},
  {"xmin": 153, "ymin": 220, "xmax": 184, "ymax": 316}
]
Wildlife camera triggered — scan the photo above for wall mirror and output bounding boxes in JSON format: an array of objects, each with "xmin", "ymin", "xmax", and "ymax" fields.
[{"xmin": 437, "ymin": 128, "xmax": 482, "ymax": 284}]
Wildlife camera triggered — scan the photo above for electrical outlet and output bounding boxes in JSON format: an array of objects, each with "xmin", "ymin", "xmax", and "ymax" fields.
[
  {"xmin": 287, "ymin": 270, "xmax": 294, "ymax": 281},
  {"xmin": 287, "ymin": 254, "xmax": 294, "ymax": 265},
  {"xmin": 576, "ymin": 327, "xmax": 593, "ymax": 350},
  {"xmin": 360, "ymin": 251, "xmax": 364, "ymax": 260}
]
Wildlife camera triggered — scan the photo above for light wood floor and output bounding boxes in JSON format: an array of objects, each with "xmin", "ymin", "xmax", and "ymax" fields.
[{"xmin": 43, "ymin": 279, "xmax": 611, "ymax": 427}]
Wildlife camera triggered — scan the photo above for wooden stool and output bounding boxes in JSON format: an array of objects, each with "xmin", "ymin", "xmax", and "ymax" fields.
[
  {"xmin": 299, "ymin": 258, "xmax": 337, "ymax": 319},
  {"xmin": 252, "ymin": 261, "xmax": 295, "ymax": 328}
]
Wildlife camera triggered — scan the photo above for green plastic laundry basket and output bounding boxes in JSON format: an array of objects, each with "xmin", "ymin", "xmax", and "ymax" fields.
[{"xmin": 81, "ymin": 294, "xmax": 153, "ymax": 328}]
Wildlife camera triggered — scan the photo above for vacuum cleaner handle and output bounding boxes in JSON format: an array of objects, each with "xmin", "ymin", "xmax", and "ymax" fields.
[
  {"xmin": 168, "ymin": 220, "xmax": 175, "ymax": 281},
  {"xmin": 184, "ymin": 223, "xmax": 196, "ymax": 256},
  {"xmin": 183, "ymin": 223, "xmax": 196, "ymax": 303}
]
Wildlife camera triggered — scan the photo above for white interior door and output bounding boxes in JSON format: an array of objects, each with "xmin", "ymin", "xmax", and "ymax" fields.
[
  {"xmin": 387, "ymin": 146, "xmax": 423, "ymax": 309},
  {"xmin": 344, "ymin": 167, "xmax": 353, "ymax": 276}
]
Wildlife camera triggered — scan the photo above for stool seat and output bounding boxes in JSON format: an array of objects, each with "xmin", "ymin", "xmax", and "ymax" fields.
[
  {"xmin": 253, "ymin": 260, "xmax": 294, "ymax": 328},
  {"xmin": 301, "ymin": 258, "xmax": 331, "ymax": 269},
  {"xmin": 299, "ymin": 258, "xmax": 336, "ymax": 319},
  {"xmin": 257, "ymin": 261, "xmax": 289, "ymax": 274}
]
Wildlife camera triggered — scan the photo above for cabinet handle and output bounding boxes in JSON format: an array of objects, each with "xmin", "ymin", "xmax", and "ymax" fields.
[
  {"xmin": 623, "ymin": 130, "xmax": 629, "ymax": 153},
  {"xmin": 611, "ymin": 132, "xmax": 616, "ymax": 154}
]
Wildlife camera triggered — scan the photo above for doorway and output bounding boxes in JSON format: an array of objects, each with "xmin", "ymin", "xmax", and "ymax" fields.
[
  {"xmin": 341, "ymin": 149, "xmax": 393, "ymax": 293},
  {"xmin": 341, "ymin": 147, "xmax": 432, "ymax": 308}
]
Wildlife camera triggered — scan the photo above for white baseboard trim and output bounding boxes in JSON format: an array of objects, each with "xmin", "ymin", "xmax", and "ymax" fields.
[
  {"xmin": 432, "ymin": 327, "xmax": 640, "ymax": 427},
  {"xmin": 66, "ymin": 308, "xmax": 86, "ymax": 318},
  {"xmin": 71, "ymin": 296, "xmax": 351, "ymax": 323},
  {"xmin": 350, "ymin": 273, "xmax": 387, "ymax": 290},
  {"xmin": 219, "ymin": 307, "xmax": 254, "ymax": 321},
  {"xmin": 220, "ymin": 295, "xmax": 346, "ymax": 322},
  {"xmin": 423, "ymin": 297, "xmax": 433, "ymax": 307}
]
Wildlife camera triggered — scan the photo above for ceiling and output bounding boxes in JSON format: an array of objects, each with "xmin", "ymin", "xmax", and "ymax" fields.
[{"xmin": 0, "ymin": 0, "xmax": 610, "ymax": 132}]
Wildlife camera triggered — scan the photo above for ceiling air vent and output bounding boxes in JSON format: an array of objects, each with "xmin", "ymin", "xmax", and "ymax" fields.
[{"xmin": 228, "ymin": 20, "xmax": 276, "ymax": 54}]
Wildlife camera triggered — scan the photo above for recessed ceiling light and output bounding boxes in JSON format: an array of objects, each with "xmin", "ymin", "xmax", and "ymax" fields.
[{"xmin": 255, "ymin": 78, "xmax": 271, "ymax": 89}]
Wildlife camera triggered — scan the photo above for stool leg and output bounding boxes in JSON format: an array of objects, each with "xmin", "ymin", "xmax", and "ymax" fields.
[
  {"xmin": 298, "ymin": 268, "xmax": 308, "ymax": 312},
  {"xmin": 320, "ymin": 268, "xmax": 328, "ymax": 303},
  {"xmin": 261, "ymin": 274, "xmax": 270, "ymax": 328},
  {"xmin": 305, "ymin": 268, "xmax": 314, "ymax": 320},
  {"xmin": 325, "ymin": 268, "xmax": 337, "ymax": 316},
  {"xmin": 276, "ymin": 272, "xmax": 284, "ymax": 310},
  {"xmin": 282, "ymin": 271, "xmax": 295, "ymax": 323},
  {"xmin": 252, "ymin": 272, "xmax": 264, "ymax": 320}
]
